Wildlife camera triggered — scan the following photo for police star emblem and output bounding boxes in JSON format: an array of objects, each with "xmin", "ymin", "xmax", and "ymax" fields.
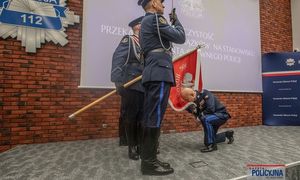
[
  {"xmin": 0, "ymin": 0, "xmax": 80, "ymax": 53},
  {"xmin": 286, "ymin": 58, "xmax": 295, "ymax": 66}
]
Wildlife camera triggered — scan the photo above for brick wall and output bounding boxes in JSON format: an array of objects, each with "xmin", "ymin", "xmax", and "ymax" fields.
[
  {"xmin": 260, "ymin": 0, "xmax": 293, "ymax": 53},
  {"xmin": 0, "ymin": 0, "xmax": 292, "ymax": 152}
]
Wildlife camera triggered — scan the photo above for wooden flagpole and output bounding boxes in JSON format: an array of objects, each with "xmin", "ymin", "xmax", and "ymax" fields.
[
  {"xmin": 68, "ymin": 45, "xmax": 204, "ymax": 120},
  {"xmin": 68, "ymin": 76, "xmax": 141, "ymax": 120}
]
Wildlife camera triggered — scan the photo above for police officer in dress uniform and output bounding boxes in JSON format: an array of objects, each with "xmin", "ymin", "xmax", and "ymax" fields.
[
  {"xmin": 181, "ymin": 88, "xmax": 234, "ymax": 153},
  {"xmin": 111, "ymin": 16, "xmax": 144, "ymax": 160},
  {"xmin": 137, "ymin": 0, "xmax": 186, "ymax": 175}
]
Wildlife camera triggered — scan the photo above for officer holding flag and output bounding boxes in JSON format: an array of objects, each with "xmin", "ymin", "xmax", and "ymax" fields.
[
  {"xmin": 137, "ymin": 0, "xmax": 185, "ymax": 175},
  {"xmin": 111, "ymin": 16, "xmax": 144, "ymax": 161}
]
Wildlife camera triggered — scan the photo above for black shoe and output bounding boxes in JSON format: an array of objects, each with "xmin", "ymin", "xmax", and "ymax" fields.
[
  {"xmin": 128, "ymin": 146, "xmax": 139, "ymax": 160},
  {"xmin": 200, "ymin": 144, "xmax": 217, "ymax": 153},
  {"xmin": 141, "ymin": 161, "xmax": 174, "ymax": 176},
  {"xmin": 225, "ymin": 130, "xmax": 234, "ymax": 144},
  {"xmin": 156, "ymin": 159, "xmax": 171, "ymax": 168}
]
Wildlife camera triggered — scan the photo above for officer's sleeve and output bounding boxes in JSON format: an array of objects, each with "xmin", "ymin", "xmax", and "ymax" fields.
[
  {"xmin": 202, "ymin": 91, "xmax": 216, "ymax": 114},
  {"xmin": 111, "ymin": 36, "xmax": 130, "ymax": 83},
  {"xmin": 153, "ymin": 15, "xmax": 185, "ymax": 44}
]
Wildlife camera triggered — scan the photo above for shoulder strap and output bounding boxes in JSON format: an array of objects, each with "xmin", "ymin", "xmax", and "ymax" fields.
[
  {"xmin": 122, "ymin": 35, "xmax": 131, "ymax": 67},
  {"xmin": 155, "ymin": 13, "xmax": 172, "ymax": 51},
  {"xmin": 129, "ymin": 35, "xmax": 141, "ymax": 62}
]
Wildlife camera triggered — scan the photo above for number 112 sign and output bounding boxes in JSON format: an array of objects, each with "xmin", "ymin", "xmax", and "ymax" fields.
[
  {"xmin": 1, "ymin": 8, "xmax": 63, "ymax": 30},
  {"xmin": 0, "ymin": 0, "xmax": 80, "ymax": 52}
]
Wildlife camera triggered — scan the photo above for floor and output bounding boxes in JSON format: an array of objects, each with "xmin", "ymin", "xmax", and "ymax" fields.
[{"xmin": 0, "ymin": 126, "xmax": 300, "ymax": 180}]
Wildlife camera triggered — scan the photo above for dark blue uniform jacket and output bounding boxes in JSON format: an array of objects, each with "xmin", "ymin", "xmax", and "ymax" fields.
[
  {"xmin": 194, "ymin": 89, "xmax": 231, "ymax": 120},
  {"xmin": 140, "ymin": 13, "xmax": 185, "ymax": 85},
  {"xmin": 111, "ymin": 35, "xmax": 144, "ymax": 92}
]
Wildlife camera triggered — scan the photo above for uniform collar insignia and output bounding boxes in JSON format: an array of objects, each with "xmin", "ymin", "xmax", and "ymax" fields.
[
  {"xmin": 122, "ymin": 37, "xmax": 129, "ymax": 43},
  {"xmin": 158, "ymin": 17, "xmax": 167, "ymax": 24}
]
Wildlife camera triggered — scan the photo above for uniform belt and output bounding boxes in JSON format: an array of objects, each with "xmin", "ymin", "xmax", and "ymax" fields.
[
  {"xmin": 128, "ymin": 62, "xmax": 144, "ymax": 67},
  {"xmin": 149, "ymin": 48, "xmax": 172, "ymax": 56},
  {"xmin": 127, "ymin": 62, "xmax": 142, "ymax": 66}
]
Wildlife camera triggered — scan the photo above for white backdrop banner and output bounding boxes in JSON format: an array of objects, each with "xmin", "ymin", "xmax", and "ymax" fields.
[{"xmin": 80, "ymin": 0, "xmax": 262, "ymax": 92}]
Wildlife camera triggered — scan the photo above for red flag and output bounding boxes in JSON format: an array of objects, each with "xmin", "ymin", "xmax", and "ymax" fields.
[{"xmin": 168, "ymin": 49, "xmax": 202, "ymax": 111}]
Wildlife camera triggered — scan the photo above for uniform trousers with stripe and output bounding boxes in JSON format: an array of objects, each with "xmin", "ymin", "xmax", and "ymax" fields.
[
  {"xmin": 141, "ymin": 81, "xmax": 171, "ymax": 163},
  {"xmin": 143, "ymin": 81, "xmax": 171, "ymax": 128},
  {"xmin": 200, "ymin": 114, "xmax": 227, "ymax": 146}
]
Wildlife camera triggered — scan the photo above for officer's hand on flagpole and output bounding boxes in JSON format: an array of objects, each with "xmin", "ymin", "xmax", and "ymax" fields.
[
  {"xmin": 115, "ymin": 83, "xmax": 126, "ymax": 96},
  {"xmin": 186, "ymin": 104, "xmax": 198, "ymax": 118},
  {"xmin": 169, "ymin": 8, "xmax": 177, "ymax": 25}
]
